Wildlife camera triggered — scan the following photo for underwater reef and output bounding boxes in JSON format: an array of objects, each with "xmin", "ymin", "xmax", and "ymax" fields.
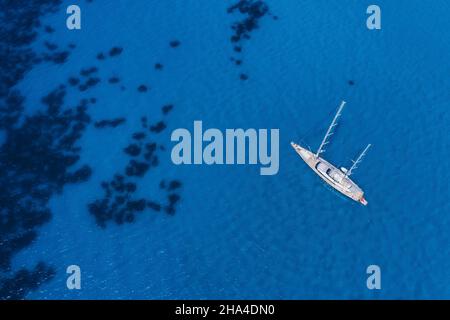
[
  {"xmin": 0, "ymin": 0, "xmax": 63, "ymax": 128},
  {"xmin": 0, "ymin": 0, "xmax": 73, "ymax": 299},
  {"xmin": 94, "ymin": 117, "xmax": 126, "ymax": 128},
  {"xmin": 0, "ymin": 0, "xmax": 184, "ymax": 299},
  {"xmin": 0, "ymin": 84, "xmax": 92, "ymax": 296},
  {"xmin": 0, "ymin": 262, "xmax": 56, "ymax": 300},
  {"xmin": 88, "ymin": 110, "xmax": 182, "ymax": 228},
  {"xmin": 227, "ymin": 0, "xmax": 275, "ymax": 80}
]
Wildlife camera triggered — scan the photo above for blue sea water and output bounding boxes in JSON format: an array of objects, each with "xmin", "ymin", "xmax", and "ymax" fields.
[{"xmin": 2, "ymin": 0, "xmax": 450, "ymax": 299}]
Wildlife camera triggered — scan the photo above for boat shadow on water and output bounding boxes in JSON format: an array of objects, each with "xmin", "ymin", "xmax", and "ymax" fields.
[{"xmin": 319, "ymin": 180, "xmax": 361, "ymax": 207}]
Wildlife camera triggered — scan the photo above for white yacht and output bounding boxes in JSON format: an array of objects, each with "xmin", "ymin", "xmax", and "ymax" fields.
[{"xmin": 291, "ymin": 101, "xmax": 371, "ymax": 206}]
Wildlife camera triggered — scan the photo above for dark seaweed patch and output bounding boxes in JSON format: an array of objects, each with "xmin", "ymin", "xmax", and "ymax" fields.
[
  {"xmin": 108, "ymin": 76, "xmax": 120, "ymax": 84},
  {"xmin": 348, "ymin": 80, "xmax": 355, "ymax": 86},
  {"xmin": 124, "ymin": 143, "xmax": 141, "ymax": 157},
  {"xmin": 42, "ymin": 50, "xmax": 70, "ymax": 64},
  {"xmin": 68, "ymin": 77, "xmax": 80, "ymax": 86},
  {"xmin": 161, "ymin": 104, "xmax": 173, "ymax": 115},
  {"xmin": 132, "ymin": 132, "xmax": 146, "ymax": 140},
  {"xmin": 0, "ymin": 262, "xmax": 55, "ymax": 300},
  {"xmin": 154, "ymin": 63, "xmax": 163, "ymax": 70},
  {"xmin": 66, "ymin": 165, "xmax": 92, "ymax": 183},
  {"xmin": 141, "ymin": 116, "xmax": 148, "ymax": 128},
  {"xmin": 0, "ymin": 86, "xmax": 91, "ymax": 274},
  {"xmin": 44, "ymin": 41, "xmax": 58, "ymax": 51},
  {"xmin": 240, "ymin": 73, "xmax": 249, "ymax": 80},
  {"xmin": 0, "ymin": 6, "xmax": 185, "ymax": 286},
  {"xmin": 109, "ymin": 46, "xmax": 123, "ymax": 57},
  {"xmin": 88, "ymin": 115, "xmax": 181, "ymax": 227},
  {"xmin": 96, "ymin": 52, "xmax": 105, "ymax": 60},
  {"xmin": 169, "ymin": 40, "xmax": 181, "ymax": 48},
  {"xmin": 168, "ymin": 193, "xmax": 180, "ymax": 206},
  {"xmin": 227, "ymin": 0, "xmax": 269, "ymax": 42},
  {"xmin": 227, "ymin": 1, "xmax": 273, "ymax": 78},
  {"xmin": 80, "ymin": 66, "xmax": 98, "ymax": 77},
  {"xmin": 78, "ymin": 77, "xmax": 101, "ymax": 92},
  {"xmin": 44, "ymin": 25, "xmax": 54, "ymax": 33},
  {"xmin": 165, "ymin": 193, "xmax": 180, "ymax": 215},
  {"xmin": 137, "ymin": 85, "xmax": 149, "ymax": 92},
  {"xmin": 0, "ymin": 0, "xmax": 96, "ymax": 299},
  {"xmin": 0, "ymin": 91, "xmax": 25, "ymax": 129},
  {"xmin": 126, "ymin": 160, "xmax": 150, "ymax": 177},
  {"xmin": 94, "ymin": 118, "xmax": 126, "ymax": 128},
  {"xmin": 149, "ymin": 121, "xmax": 166, "ymax": 133},
  {"xmin": 168, "ymin": 180, "xmax": 182, "ymax": 191},
  {"xmin": 147, "ymin": 201, "xmax": 161, "ymax": 212}
]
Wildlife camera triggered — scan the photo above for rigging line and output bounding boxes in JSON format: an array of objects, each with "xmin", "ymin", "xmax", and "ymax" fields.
[
  {"xmin": 296, "ymin": 105, "xmax": 339, "ymax": 143},
  {"xmin": 345, "ymin": 144, "xmax": 372, "ymax": 177},
  {"xmin": 315, "ymin": 101, "xmax": 346, "ymax": 157}
]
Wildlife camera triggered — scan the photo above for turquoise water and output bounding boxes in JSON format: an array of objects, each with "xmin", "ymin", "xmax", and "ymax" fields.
[{"xmin": 1, "ymin": 0, "xmax": 449, "ymax": 299}]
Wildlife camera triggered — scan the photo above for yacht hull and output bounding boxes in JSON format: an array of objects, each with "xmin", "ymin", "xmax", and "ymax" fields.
[{"xmin": 291, "ymin": 142, "xmax": 368, "ymax": 205}]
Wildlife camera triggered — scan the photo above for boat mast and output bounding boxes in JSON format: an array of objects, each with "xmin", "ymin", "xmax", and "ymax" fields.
[
  {"xmin": 345, "ymin": 144, "xmax": 372, "ymax": 177},
  {"xmin": 315, "ymin": 101, "xmax": 346, "ymax": 158}
]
